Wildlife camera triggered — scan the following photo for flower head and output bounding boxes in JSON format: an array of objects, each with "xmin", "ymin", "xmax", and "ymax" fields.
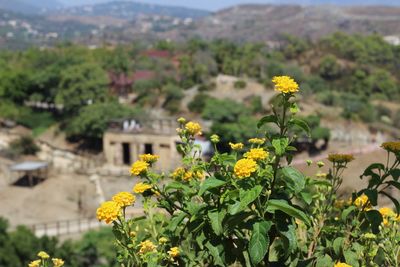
[
  {"xmin": 185, "ymin": 121, "xmax": 202, "ymax": 136},
  {"xmin": 317, "ymin": 161, "xmax": 325, "ymax": 168},
  {"xmin": 379, "ymin": 207, "xmax": 396, "ymax": 226},
  {"xmin": 112, "ymin": 192, "xmax": 135, "ymax": 207},
  {"xmin": 177, "ymin": 117, "xmax": 186, "ymax": 124},
  {"xmin": 133, "ymin": 183, "xmax": 152, "ymax": 194},
  {"xmin": 171, "ymin": 167, "xmax": 185, "ymax": 180},
  {"xmin": 229, "ymin": 142, "xmax": 244, "ymax": 150},
  {"xmin": 130, "ymin": 160, "xmax": 149, "ymax": 176},
  {"xmin": 52, "ymin": 258, "xmax": 65, "ymax": 267},
  {"xmin": 37, "ymin": 251, "xmax": 50, "ymax": 259},
  {"xmin": 210, "ymin": 134, "xmax": 220, "ymax": 143},
  {"xmin": 159, "ymin": 237, "xmax": 168, "ymax": 244},
  {"xmin": 28, "ymin": 260, "xmax": 41, "ymax": 267},
  {"xmin": 139, "ymin": 154, "xmax": 160, "ymax": 164},
  {"xmin": 234, "ymin": 158, "xmax": 257, "ymax": 179},
  {"xmin": 183, "ymin": 170, "xmax": 204, "ymax": 181},
  {"xmin": 328, "ymin": 153, "xmax": 354, "ymax": 164},
  {"xmin": 248, "ymin": 138, "xmax": 265, "ymax": 145},
  {"xmin": 168, "ymin": 247, "xmax": 180, "ymax": 258},
  {"xmin": 139, "ymin": 240, "xmax": 157, "ymax": 254},
  {"xmin": 353, "ymin": 194, "xmax": 369, "ymax": 209},
  {"xmin": 334, "ymin": 262, "xmax": 352, "ymax": 267},
  {"xmin": 272, "ymin": 76, "xmax": 299, "ymax": 94},
  {"xmin": 306, "ymin": 159, "xmax": 313, "ymax": 166},
  {"xmin": 244, "ymin": 148, "xmax": 269, "ymax": 161},
  {"xmin": 381, "ymin": 141, "xmax": 400, "ymax": 154},
  {"xmin": 96, "ymin": 201, "xmax": 121, "ymax": 224}
]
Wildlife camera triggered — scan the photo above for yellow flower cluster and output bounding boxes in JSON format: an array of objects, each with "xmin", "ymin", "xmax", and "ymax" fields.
[
  {"xmin": 133, "ymin": 182, "xmax": 152, "ymax": 194},
  {"xmin": 229, "ymin": 142, "xmax": 244, "ymax": 150},
  {"xmin": 96, "ymin": 201, "xmax": 121, "ymax": 224},
  {"xmin": 171, "ymin": 167, "xmax": 186, "ymax": 180},
  {"xmin": 183, "ymin": 170, "xmax": 204, "ymax": 181},
  {"xmin": 52, "ymin": 258, "xmax": 65, "ymax": 267},
  {"xmin": 234, "ymin": 158, "xmax": 257, "ymax": 179},
  {"xmin": 168, "ymin": 247, "xmax": 180, "ymax": 258},
  {"xmin": 248, "ymin": 138, "xmax": 265, "ymax": 145},
  {"xmin": 244, "ymin": 148, "xmax": 269, "ymax": 161},
  {"xmin": 379, "ymin": 207, "xmax": 398, "ymax": 225},
  {"xmin": 28, "ymin": 260, "xmax": 41, "ymax": 267},
  {"xmin": 185, "ymin": 121, "xmax": 202, "ymax": 135},
  {"xmin": 112, "ymin": 192, "xmax": 135, "ymax": 207},
  {"xmin": 272, "ymin": 76, "xmax": 299, "ymax": 94},
  {"xmin": 328, "ymin": 153, "xmax": 355, "ymax": 164},
  {"xmin": 130, "ymin": 160, "xmax": 149, "ymax": 176},
  {"xmin": 353, "ymin": 194, "xmax": 370, "ymax": 209},
  {"xmin": 139, "ymin": 154, "xmax": 160, "ymax": 164},
  {"xmin": 38, "ymin": 251, "xmax": 49, "ymax": 259},
  {"xmin": 334, "ymin": 262, "xmax": 352, "ymax": 267},
  {"xmin": 381, "ymin": 141, "xmax": 400, "ymax": 154},
  {"xmin": 139, "ymin": 240, "xmax": 157, "ymax": 254}
]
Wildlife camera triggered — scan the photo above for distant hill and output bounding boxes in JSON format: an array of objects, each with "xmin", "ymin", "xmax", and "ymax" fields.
[
  {"xmin": 53, "ymin": 1, "xmax": 210, "ymax": 19},
  {"xmin": 163, "ymin": 4, "xmax": 400, "ymax": 42},
  {"xmin": 268, "ymin": 0, "xmax": 400, "ymax": 6},
  {"xmin": 0, "ymin": 0, "xmax": 62, "ymax": 14}
]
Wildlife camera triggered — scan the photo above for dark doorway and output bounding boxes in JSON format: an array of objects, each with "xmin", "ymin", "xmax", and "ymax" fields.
[
  {"xmin": 144, "ymin": 143, "xmax": 153, "ymax": 154},
  {"xmin": 122, "ymin": 143, "xmax": 131, "ymax": 165}
]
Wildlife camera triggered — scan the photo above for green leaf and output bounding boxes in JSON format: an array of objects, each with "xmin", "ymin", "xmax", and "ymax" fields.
[
  {"xmin": 362, "ymin": 189, "xmax": 378, "ymax": 206},
  {"xmin": 281, "ymin": 166, "xmax": 305, "ymax": 193},
  {"xmin": 343, "ymin": 250, "xmax": 359, "ymax": 267},
  {"xmin": 300, "ymin": 192, "xmax": 313, "ymax": 205},
  {"xmin": 341, "ymin": 206, "xmax": 356, "ymax": 221},
  {"xmin": 279, "ymin": 224, "xmax": 297, "ymax": 255},
  {"xmin": 389, "ymin": 168, "xmax": 400, "ymax": 181},
  {"xmin": 198, "ymin": 177, "xmax": 226, "ymax": 196},
  {"xmin": 365, "ymin": 209, "xmax": 383, "ymax": 234},
  {"xmin": 267, "ymin": 199, "xmax": 311, "ymax": 226},
  {"xmin": 205, "ymin": 242, "xmax": 225, "ymax": 266},
  {"xmin": 208, "ymin": 210, "xmax": 226, "ymax": 235},
  {"xmin": 249, "ymin": 221, "xmax": 272, "ymax": 265},
  {"xmin": 290, "ymin": 118, "xmax": 311, "ymax": 137},
  {"xmin": 333, "ymin": 237, "xmax": 344, "ymax": 256},
  {"xmin": 229, "ymin": 186, "xmax": 263, "ymax": 215},
  {"xmin": 315, "ymin": 255, "xmax": 333, "ymax": 267},
  {"xmin": 272, "ymin": 138, "xmax": 289, "ymax": 156},
  {"xmin": 165, "ymin": 181, "xmax": 191, "ymax": 192},
  {"xmin": 167, "ymin": 212, "xmax": 186, "ymax": 233},
  {"xmin": 257, "ymin": 115, "xmax": 277, "ymax": 128}
]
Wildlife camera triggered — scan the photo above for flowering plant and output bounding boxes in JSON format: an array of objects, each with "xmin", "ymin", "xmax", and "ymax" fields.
[{"xmin": 93, "ymin": 76, "xmax": 400, "ymax": 266}]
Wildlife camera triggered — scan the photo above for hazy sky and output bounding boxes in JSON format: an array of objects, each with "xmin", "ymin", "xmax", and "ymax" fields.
[{"xmin": 60, "ymin": 0, "xmax": 279, "ymax": 10}]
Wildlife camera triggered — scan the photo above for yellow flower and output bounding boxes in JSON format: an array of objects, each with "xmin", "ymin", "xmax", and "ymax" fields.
[
  {"xmin": 229, "ymin": 142, "xmax": 244, "ymax": 150},
  {"xmin": 96, "ymin": 201, "xmax": 121, "ymax": 224},
  {"xmin": 328, "ymin": 153, "xmax": 354, "ymax": 164},
  {"xmin": 133, "ymin": 182, "xmax": 152, "ymax": 194},
  {"xmin": 234, "ymin": 158, "xmax": 257, "ymax": 179},
  {"xmin": 353, "ymin": 194, "xmax": 369, "ymax": 209},
  {"xmin": 159, "ymin": 237, "xmax": 168, "ymax": 244},
  {"xmin": 183, "ymin": 170, "xmax": 204, "ymax": 181},
  {"xmin": 334, "ymin": 262, "xmax": 352, "ymax": 267},
  {"xmin": 248, "ymin": 138, "xmax": 265, "ymax": 145},
  {"xmin": 28, "ymin": 260, "xmax": 41, "ymax": 267},
  {"xmin": 381, "ymin": 141, "xmax": 400, "ymax": 154},
  {"xmin": 244, "ymin": 148, "xmax": 269, "ymax": 161},
  {"xmin": 139, "ymin": 240, "xmax": 157, "ymax": 254},
  {"xmin": 379, "ymin": 207, "xmax": 395, "ymax": 218},
  {"xmin": 171, "ymin": 167, "xmax": 185, "ymax": 180},
  {"xmin": 129, "ymin": 231, "xmax": 137, "ymax": 238},
  {"xmin": 139, "ymin": 154, "xmax": 160, "ymax": 164},
  {"xmin": 316, "ymin": 172, "xmax": 327, "ymax": 178},
  {"xmin": 168, "ymin": 247, "xmax": 180, "ymax": 258},
  {"xmin": 37, "ymin": 251, "xmax": 49, "ymax": 259},
  {"xmin": 112, "ymin": 192, "xmax": 135, "ymax": 207},
  {"xmin": 52, "ymin": 258, "xmax": 65, "ymax": 267},
  {"xmin": 272, "ymin": 76, "xmax": 299, "ymax": 94},
  {"xmin": 130, "ymin": 160, "xmax": 149, "ymax": 176},
  {"xmin": 185, "ymin": 121, "xmax": 202, "ymax": 135}
]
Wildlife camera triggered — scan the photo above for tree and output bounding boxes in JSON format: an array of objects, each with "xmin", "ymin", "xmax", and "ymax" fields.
[
  {"xmin": 319, "ymin": 55, "xmax": 342, "ymax": 80},
  {"xmin": 56, "ymin": 63, "xmax": 110, "ymax": 115},
  {"xmin": 65, "ymin": 102, "xmax": 140, "ymax": 142}
]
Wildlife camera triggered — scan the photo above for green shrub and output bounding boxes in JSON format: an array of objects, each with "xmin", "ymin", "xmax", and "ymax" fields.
[{"xmin": 234, "ymin": 80, "xmax": 247, "ymax": 89}]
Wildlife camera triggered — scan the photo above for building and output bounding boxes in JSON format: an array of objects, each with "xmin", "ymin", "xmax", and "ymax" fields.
[{"xmin": 103, "ymin": 118, "xmax": 181, "ymax": 171}]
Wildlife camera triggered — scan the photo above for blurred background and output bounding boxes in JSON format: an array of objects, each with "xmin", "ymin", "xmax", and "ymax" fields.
[{"xmin": 0, "ymin": 0, "xmax": 399, "ymax": 266}]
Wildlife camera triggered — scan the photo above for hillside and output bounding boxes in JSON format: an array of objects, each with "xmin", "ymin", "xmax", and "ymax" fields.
[
  {"xmin": 163, "ymin": 4, "xmax": 400, "ymax": 42},
  {"xmin": 52, "ymin": 1, "xmax": 210, "ymax": 19},
  {"xmin": 0, "ymin": 0, "xmax": 62, "ymax": 14}
]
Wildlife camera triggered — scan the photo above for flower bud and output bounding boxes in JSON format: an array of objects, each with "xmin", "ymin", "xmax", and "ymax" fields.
[
  {"xmin": 317, "ymin": 161, "xmax": 325, "ymax": 168},
  {"xmin": 306, "ymin": 159, "xmax": 312, "ymax": 166},
  {"xmin": 177, "ymin": 117, "xmax": 186, "ymax": 124},
  {"xmin": 210, "ymin": 134, "xmax": 220, "ymax": 143}
]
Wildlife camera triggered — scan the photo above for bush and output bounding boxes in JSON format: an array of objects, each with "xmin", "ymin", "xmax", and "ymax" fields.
[
  {"xmin": 7, "ymin": 135, "xmax": 40, "ymax": 157},
  {"xmin": 91, "ymin": 76, "xmax": 400, "ymax": 267},
  {"xmin": 234, "ymin": 80, "xmax": 247, "ymax": 89},
  {"xmin": 187, "ymin": 93, "xmax": 211, "ymax": 114},
  {"xmin": 319, "ymin": 54, "xmax": 342, "ymax": 80}
]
